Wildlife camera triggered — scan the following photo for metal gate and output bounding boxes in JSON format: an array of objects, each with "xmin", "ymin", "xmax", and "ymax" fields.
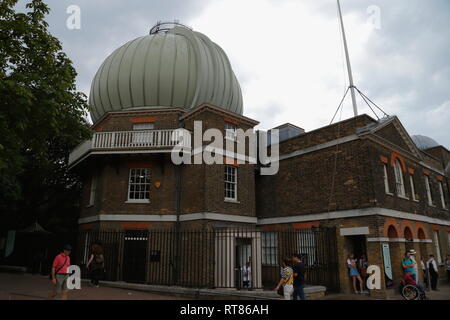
[{"xmin": 77, "ymin": 227, "xmax": 339, "ymax": 292}]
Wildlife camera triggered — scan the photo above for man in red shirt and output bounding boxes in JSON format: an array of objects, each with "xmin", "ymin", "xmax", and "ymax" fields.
[{"xmin": 49, "ymin": 244, "xmax": 72, "ymax": 300}]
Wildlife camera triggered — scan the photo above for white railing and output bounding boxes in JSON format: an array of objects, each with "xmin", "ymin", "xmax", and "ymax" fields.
[{"xmin": 69, "ymin": 129, "xmax": 188, "ymax": 166}]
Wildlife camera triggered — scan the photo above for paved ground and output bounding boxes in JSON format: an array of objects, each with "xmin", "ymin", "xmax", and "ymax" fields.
[
  {"xmin": 318, "ymin": 283, "xmax": 450, "ymax": 300},
  {"xmin": 0, "ymin": 272, "xmax": 188, "ymax": 300},
  {"xmin": 1, "ymin": 272, "xmax": 449, "ymax": 300}
]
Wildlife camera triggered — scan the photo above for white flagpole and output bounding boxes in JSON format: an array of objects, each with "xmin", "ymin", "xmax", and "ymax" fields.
[{"xmin": 337, "ymin": 0, "xmax": 358, "ymax": 116}]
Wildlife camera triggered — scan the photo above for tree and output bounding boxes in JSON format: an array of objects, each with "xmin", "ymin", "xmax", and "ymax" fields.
[{"xmin": 0, "ymin": 0, "xmax": 91, "ymax": 232}]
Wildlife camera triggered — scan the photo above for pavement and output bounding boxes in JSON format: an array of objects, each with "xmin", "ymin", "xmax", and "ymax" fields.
[
  {"xmin": 1, "ymin": 272, "xmax": 449, "ymax": 300},
  {"xmin": 318, "ymin": 283, "xmax": 450, "ymax": 300},
  {"xmin": 0, "ymin": 272, "xmax": 187, "ymax": 300}
]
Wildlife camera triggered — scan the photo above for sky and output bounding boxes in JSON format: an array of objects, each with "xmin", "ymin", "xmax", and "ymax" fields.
[{"xmin": 16, "ymin": 0, "xmax": 450, "ymax": 148}]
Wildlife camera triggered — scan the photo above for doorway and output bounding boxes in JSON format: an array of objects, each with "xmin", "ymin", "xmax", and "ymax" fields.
[
  {"xmin": 235, "ymin": 238, "xmax": 252, "ymax": 289},
  {"xmin": 122, "ymin": 230, "xmax": 148, "ymax": 283}
]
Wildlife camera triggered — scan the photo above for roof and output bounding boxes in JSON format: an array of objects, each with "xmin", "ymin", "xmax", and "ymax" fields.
[{"xmin": 89, "ymin": 24, "xmax": 243, "ymax": 123}]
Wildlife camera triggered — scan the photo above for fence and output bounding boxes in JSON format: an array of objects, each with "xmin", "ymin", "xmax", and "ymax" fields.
[{"xmin": 77, "ymin": 228, "xmax": 339, "ymax": 292}]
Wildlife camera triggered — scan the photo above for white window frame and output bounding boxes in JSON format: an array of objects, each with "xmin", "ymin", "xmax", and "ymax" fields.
[
  {"xmin": 409, "ymin": 175, "xmax": 418, "ymax": 201},
  {"xmin": 432, "ymin": 230, "xmax": 442, "ymax": 264},
  {"xmin": 88, "ymin": 174, "xmax": 98, "ymax": 206},
  {"xmin": 425, "ymin": 175, "xmax": 433, "ymax": 206},
  {"xmin": 438, "ymin": 181, "xmax": 447, "ymax": 209},
  {"xmin": 224, "ymin": 165, "xmax": 238, "ymax": 201},
  {"xmin": 383, "ymin": 164, "xmax": 391, "ymax": 194},
  {"xmin": 262, "ymin": 232, "xmax": 278, "ymax": 266},
  {"xmin": 127, "ymin": 168, "xmax": 150, "ymax": 203},
  {"xmin": 393, "ymin": 160, "xmax": 406, "ymax": 197},
  {"xmin": 225, "ymin": 122, "xmax": 237, "ymax": 141}
]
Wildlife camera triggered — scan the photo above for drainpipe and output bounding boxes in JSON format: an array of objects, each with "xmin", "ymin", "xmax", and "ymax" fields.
[{"xmin": 173, "ymin": 116, "xmax": 184, "ymax": 285}]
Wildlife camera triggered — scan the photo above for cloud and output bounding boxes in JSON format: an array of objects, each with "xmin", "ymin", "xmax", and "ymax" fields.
[{"xmin": 19, "ymin": 0, "xmax": 449, "ymax": 148}]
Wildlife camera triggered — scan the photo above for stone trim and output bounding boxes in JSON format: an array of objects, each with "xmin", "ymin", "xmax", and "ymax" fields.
[
  {"xmin": 367, "ymin": 237, "xmax": 432, "ymax": 243},
  {"xmin": 257, "ymin": 207, "xmax": 450, "ymax": 226},
  {"xmin": 79, "ymin": 212, "xmax": 258, "ymax": 224},
  {"xmin": 339, "ymin": 227, "xmax": 370, "ymax": 236}
]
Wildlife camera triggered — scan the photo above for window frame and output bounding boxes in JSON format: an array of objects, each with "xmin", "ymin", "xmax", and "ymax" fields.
[
  {"xmin": 88, "ymin": 174, "xmax": 98, "ymax": 207},
  {"xmin": 127, "ymin": 168, "xmax": 151, "ymax": 203},
  {"xmin": 225, "ymin": 122, "xmax": 237, "ymax": 141},
  {"xmin": 224, "ymin": 165, "xmax": 238, "ymax": 201},
  {"xmin": 261, "ymin": 232, "xmax": 278, "ymax": 266},
  {"xmin": 409, "ymin": 174, "xmax": 418, "ymax": 202},
  {"xmin": 425, "ymin": 175, "xmax": 434, "ymax": 206},
  {"xmin": 438, "ymin": 181, "xmax": 447, "ymax": 209},
  {"xmin": 383, "ymin": 164, "xmax": 392, "ymax": 195},
  {"xmin": 393, "ymin": 159, "xmax": 406, "ymax": 197}
]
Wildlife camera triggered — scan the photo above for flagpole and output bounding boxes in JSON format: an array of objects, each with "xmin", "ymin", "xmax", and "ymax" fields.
[{"xmin": 337, "ymin": 0, "xmax": 358, "ymax": 116}]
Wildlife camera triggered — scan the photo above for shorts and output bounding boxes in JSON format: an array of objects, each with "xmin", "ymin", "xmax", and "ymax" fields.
[
  {"xmin": 55, "ymin": 274, "xmax": 69, "ymax": 293},
  {"xmin": 283, "ymin": 284, "xmax": 294, "ymax": 300},
  {"xmin": 349, "ymin": 268, "xmax": 360, "ymax": 277}
]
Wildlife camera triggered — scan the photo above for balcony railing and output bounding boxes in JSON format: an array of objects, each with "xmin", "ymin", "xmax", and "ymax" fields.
[{"xmin": 69, "ymin": 129, "xmax": 187, "ymax": 166}]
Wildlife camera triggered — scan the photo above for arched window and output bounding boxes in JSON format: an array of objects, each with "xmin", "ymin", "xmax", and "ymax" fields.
[
  {"xmin": 418, "ymin": 228, "xmax": 426, "ymax": 240},
  {"xmin": 404, "ymin": 227, "xmax": 414, "ymax": 251},
  {"xmin": 394, "ymin": 159, "xmax": 405, "ymax": 197},
  {"xmin": 404, "ymin": 227, "xmax": 413, "ymax": 240},
  {"xmin": 387, "ymin": 225, "xmax": 398, "ymax": 238}
]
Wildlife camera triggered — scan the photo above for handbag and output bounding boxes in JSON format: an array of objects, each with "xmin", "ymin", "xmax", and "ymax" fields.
[{"xmin": 277, "ymin": 286, "xmax": 284, "ymax": 296}]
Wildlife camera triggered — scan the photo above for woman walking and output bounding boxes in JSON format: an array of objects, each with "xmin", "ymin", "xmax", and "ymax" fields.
[
  {"xmin": 86, "ymin": 243, "xmax": 104, "ymax": 287},
  {"xmin": 347, "ymin": 253, "xmax": 364, "ymax": 294},
  {"xmin": 274, "ymin": 258, "xmax": 294, "ymax": 300}
]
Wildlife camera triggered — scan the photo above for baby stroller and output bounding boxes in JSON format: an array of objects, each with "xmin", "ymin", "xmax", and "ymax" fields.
[{"xmin": 400, "ymin": 283, "xmax": 427, "ymax": 300}]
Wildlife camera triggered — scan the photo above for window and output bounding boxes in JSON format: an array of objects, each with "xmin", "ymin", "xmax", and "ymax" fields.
[
  {"xmin": 88, "ymin": 174, "xmax": 98, "ymax": 206},
  {"xmin": 133, "ymin": 123, "xmax": 154, "ymax": 131},
  {"xmin": 127, "ymin": 168, "xmax": 150, "ymax": 202},
  {"xmin": 225, "ymin": 122, "xmax": 237, "ymax": 141},
  {"xmin": 393, "ymin": 159, "xmax": 405, "ymax": 197},
  {"xmin": 297, "ymin": 230, "xmax": 318, "ymax": 267},
  {"xmin": 224, "ymin": 165, "xmax": 237, "ymax": 201},
  {"xmin": 383, "ymin": 164, "xmax": 391, "ymax": 194},
  {"xmin": 132, "ymin": 123, "xmax": 154, "ymax": 145},
  {"xmin": 409, "ymin": 175, "xmax": 418, "ymax": 201},
  {"xmin": 432, "ymin": 230, "xmax": 442, "ymax": 264},
  {"xmin": 262, "ymin": 232, "xmax": 278, "ymax": 266},
  {"xmin": 438, "ymin": 181, "xmax": 447, "ymax": 209},
  {"xmin": 425, "ymin": 175, "xmax": 433, "ymax": 206}
]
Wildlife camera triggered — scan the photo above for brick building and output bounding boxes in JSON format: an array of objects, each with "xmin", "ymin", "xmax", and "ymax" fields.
[{"xmin": 69, "ymin": 22, "xmax": 450, "ymax": 297}]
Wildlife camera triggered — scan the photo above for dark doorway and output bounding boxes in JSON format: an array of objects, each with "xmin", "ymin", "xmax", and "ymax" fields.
[
  {"xmin": 122, "ymin": 230, "xmax": 148, "ymax": 283},
  {"xmin": 235, "ymin": 238, "xmax": 252, "ymax": 289},
  {"xmin": 346, "ymin": 235, "xmax": 367, "ymax": 259}
]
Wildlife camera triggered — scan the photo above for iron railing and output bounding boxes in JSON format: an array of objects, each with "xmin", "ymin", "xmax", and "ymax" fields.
[
  {"xmin": 77, "ymin": 228, "xmax": 339, "ymax": 292},
  {"xmin": 69, "ymin": 129, "xmax": 189, "ymax": 166}
]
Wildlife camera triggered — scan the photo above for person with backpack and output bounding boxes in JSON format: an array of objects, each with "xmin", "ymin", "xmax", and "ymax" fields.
[
  {"xmin": 86, "ymin": 243, "xmax": 104, "ymax": 287},
  {"xmin": 49, "ymin": 244, "xmax": 72, "ymax": 300}
]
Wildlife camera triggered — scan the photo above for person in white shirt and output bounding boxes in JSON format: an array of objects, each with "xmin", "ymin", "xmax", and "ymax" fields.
[
  {"xmin": 241, "ymin": 261, "xmax": 252, "ymax": 289},
  {"xmin": 427, "ymin": 254, "xmax": 439, "ymax": 291}
]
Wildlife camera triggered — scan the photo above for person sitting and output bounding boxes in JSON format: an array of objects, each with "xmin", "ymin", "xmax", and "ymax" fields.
[{"xmin": 401, "ymin": 271, "xmax": 425, "ymax": 296}]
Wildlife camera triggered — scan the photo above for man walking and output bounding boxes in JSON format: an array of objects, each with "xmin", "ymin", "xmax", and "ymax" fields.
[
  {"xmin": 292, "ymin": 254, "xmax": 306, "ymax": 300},
  {"xmin": 49, "ymin": 244, "xmax": 72, "ymax": 300},
  {"xmin": 427, "ymin": 254, "xmax": 439, "ymax": 291}
]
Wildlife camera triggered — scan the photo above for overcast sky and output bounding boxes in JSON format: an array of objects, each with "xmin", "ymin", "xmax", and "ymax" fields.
[{"xmin": 18, "ymin": 0, "xmax": 450, "ymax": 147}]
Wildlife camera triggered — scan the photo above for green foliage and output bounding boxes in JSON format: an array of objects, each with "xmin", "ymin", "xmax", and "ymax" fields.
[{"xmin": 0, "ymin": 0, "xmax": 91, "ymax": 231}]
